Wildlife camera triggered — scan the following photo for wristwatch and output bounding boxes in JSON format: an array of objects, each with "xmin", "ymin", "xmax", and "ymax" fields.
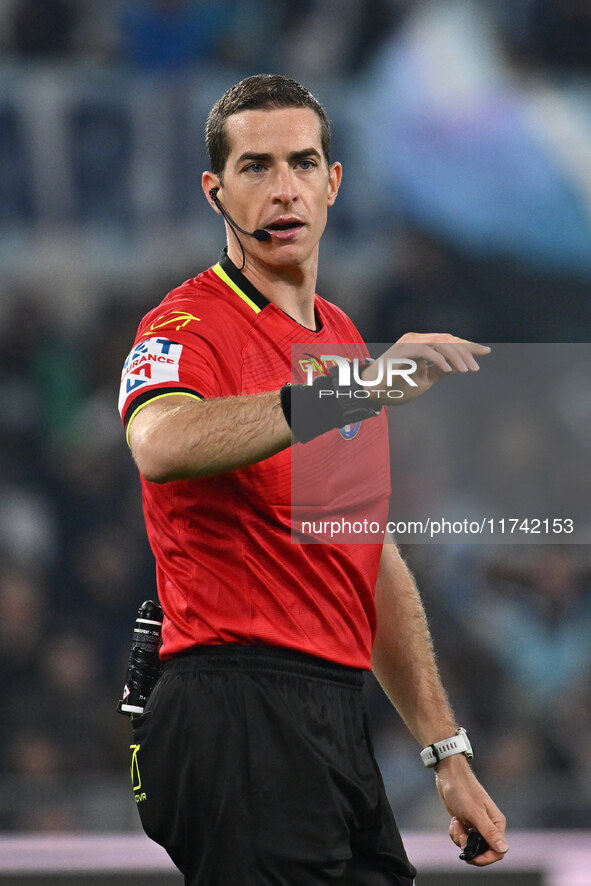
[{"xmin": 420, "ymin": 727, "xmax": 474, "ymax": 768}]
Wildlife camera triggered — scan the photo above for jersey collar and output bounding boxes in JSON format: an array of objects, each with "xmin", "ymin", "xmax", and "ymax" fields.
[
  {"xmin": 213, "ymin": 248, "xmax": 323, "ymax": 333},
  {"xmin": 212, "ymin": 249, "xmax": 270, "ymax": 314}
]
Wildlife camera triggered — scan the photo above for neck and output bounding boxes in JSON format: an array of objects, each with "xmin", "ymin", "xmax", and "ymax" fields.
[{"xmin": 227, "ymin": 243, "xmax": 319, "ymax": 330}]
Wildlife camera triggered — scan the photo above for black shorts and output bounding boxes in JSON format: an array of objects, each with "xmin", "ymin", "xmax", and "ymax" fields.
[{"xmin": 129, "ymin": 645, "xmax": 417, "ymax": 886}]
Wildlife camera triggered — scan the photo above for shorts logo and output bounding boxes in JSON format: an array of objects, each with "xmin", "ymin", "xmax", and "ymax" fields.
[
  {"xmin": 130, "ymin": 743, "xmax": 141, "ymax": 791},
  {"xmin": 143, "ymin": 311, "xmax": 201, "ymax": 334},
  {"xmin": 118, "ymin": 337, "xmax": 183, "ymax": 414}
]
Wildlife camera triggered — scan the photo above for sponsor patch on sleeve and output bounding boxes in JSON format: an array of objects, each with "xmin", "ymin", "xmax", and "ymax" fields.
[{"xmin": 118, "ymin": 337, "xmax": 183, "ymax": 415}]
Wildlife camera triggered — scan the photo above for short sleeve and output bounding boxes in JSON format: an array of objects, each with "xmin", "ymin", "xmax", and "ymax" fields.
[{"xmin": 118, "ymin": 329, "xmax": 221, "ymax": 432}]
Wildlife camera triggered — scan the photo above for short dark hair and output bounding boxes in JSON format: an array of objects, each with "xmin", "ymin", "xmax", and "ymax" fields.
[{"xmin": 205, "ymin": 74, "xmax": 331, "ymax": 177}]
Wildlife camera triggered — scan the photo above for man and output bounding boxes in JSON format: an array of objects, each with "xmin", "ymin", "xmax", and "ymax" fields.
[{"xmin": 118, "ymin": 74, "xmax": 508, "ymax": 885}]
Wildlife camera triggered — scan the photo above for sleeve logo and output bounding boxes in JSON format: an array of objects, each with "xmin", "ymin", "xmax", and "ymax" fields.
[
  {"xmin": 142, "ymin": 311, "xmax": 201, "ymax": 334},
  {"xmin": 118, "ymin": 337, "xmax": 183, "ymax": 414}
]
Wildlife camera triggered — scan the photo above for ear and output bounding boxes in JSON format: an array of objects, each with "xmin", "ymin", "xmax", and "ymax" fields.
[
  {"xmin": 327, "ymin": 162, "xmax": 342, "ymax": 207},
  {"xmin": 202, "ymin": 171, "xmax": 221, "ymax": 212}
]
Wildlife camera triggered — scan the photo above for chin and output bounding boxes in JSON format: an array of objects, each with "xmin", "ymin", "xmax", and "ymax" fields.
[{"xmin": 267, "ymin": 242, "xmax": 316, "ymax": 266}]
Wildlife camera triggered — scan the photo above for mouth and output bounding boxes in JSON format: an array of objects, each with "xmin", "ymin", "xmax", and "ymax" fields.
[
  {"xmin": 263, "ymin": 219, "xmax": 305, "ymax": 241},
  {"xmin": 265, "ymin": 221, "xmax": 304, "ymax": 232}
]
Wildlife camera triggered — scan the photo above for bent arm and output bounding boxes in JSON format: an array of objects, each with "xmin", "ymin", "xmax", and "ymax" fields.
[
  {"xmin": 372, "ymin": 537, "xmax": 508, "ymax": 865},
  {"xmin": 128, "ymin": 391, "xmax": 292, "ymax": 482}
]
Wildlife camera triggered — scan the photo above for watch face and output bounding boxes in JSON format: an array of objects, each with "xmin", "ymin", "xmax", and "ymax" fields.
[{"xmin": 456, "ymin": 728, "xmax": 473, "ymax": 758}]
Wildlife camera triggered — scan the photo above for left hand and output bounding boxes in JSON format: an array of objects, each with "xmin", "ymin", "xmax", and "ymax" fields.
[{"xmin": 435, "ymin": 756, "xmax": 509, "ymax": 866}]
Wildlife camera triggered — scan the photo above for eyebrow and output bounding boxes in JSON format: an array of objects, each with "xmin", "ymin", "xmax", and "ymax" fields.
[{"xmin": 235, "ymin": 147, "xmax": 322, "ymax": 166}]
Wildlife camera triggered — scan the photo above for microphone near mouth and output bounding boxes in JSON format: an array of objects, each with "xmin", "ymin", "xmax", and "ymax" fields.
[{"xmin": 209, "ymin": 188, "xmax": 271, "ymax": 242}]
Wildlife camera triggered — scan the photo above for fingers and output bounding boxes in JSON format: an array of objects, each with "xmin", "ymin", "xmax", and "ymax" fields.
[
  {"xmin": 478, "ymin": 817, "xmax": 509, "ymax": 860},
  {"xmin": 449, "ymin": 816, "xmax": 509, "ymax": 867},
  {"xmin": 431, "ymin": 342, "xmax": 488, "ymax": 373},
  {"xmin": 391, "ymin": 334, "xmax": 491, "ymax": 375},
  {"xmin": 448, "ymin": 815, "xmax": 465, "ymax": 857},
  {"xmin": 449, "ymin": 815, "xmax": 466, "ymax": 847},
  {"xmin": 366, "ymin": 333, "xmax": 490, "ymax": 404}
]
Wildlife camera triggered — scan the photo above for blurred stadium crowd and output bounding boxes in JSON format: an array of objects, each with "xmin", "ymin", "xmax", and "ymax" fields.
[{"xmin": 1, "ymin": 0, "xmax": 591, "ymax": 833}]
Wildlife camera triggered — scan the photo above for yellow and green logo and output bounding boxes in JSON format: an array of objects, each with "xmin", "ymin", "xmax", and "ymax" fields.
[{"xmin": 130, "ymin": 743, "xmax": 147, "ymax": 802}]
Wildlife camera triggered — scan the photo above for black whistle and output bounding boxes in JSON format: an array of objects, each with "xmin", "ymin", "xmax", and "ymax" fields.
[{"xmin": 459, "ymin": 831, "xmax": 489, "ymax": 861}]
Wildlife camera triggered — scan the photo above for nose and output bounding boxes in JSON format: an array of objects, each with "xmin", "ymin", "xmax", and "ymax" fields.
[{"xmin": 271, "ymin": 164, "xmax": 298, "ymax": 205}]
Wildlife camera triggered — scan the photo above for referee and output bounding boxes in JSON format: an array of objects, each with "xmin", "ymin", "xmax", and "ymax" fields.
[{"xmin": 118, "ymin": 74, "xmax": 508, "ymax": 885}]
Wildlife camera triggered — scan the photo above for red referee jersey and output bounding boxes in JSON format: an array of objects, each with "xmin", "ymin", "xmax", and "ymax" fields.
[{"xmin": 119, "ymin": 252, "xmax": 391, "ymax": 668}]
